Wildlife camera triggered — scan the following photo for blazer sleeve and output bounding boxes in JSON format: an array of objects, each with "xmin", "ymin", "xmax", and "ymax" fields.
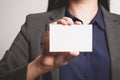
[{"xmin": 0, "ymin": 15, "xmax": 32, "ymax": 80}]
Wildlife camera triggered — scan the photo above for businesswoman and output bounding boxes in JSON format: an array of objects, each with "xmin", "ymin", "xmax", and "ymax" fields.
[{"xmin": 0, "ymin": 0, "xmax": 120, "ymax": 80}]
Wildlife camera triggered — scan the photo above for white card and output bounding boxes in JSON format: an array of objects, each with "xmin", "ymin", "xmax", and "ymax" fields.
[{"xmin": 49, "ymin": 24, "xmax": 93, "ymax": 52}]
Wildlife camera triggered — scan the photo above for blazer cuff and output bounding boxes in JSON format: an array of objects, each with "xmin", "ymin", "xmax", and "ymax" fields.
[{"xmin": 13, "ymin": 64, "xmax": 28, "ymax": 80}]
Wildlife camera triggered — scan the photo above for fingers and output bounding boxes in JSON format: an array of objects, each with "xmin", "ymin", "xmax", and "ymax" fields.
[
  {"xmin": 54, "ymin": 52, "xmax": 70, "ymax": 67},
  {"xmin": 63, "ymin": 51, "xmax": 79, "ymax": 62},
  {"xmin": 40, "ymin": 54, "xmax": 55, "ymax": 67},
  {"xmin": 53, "ymin": 51, "xmax": 79, "ymax": 68},
  {"xmin": 74, "ymin": 21, "xmax": 82, "ymax": 25},
  {"xmin": 57, "ymin": 17, "xmax": 74, "ymax": 25},
  {"xmin": 57, "ymin": 19, "xmax": 68, "ymax": 25},
  {"xmin": 70, "ymin": 51, "xmax": 80, "ymax": 57},
  {"xmin": 56, "ymin": 17, "xmax": 82, "ymax": 25},
  {"xmin": 63, "ymin": 17, "xmax": 74, "ymax": 25}
]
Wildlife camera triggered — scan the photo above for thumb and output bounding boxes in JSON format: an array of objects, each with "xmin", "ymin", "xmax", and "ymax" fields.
[
  {"xmin": 74, "ymin": 21, "xmax": 82, "ymax": 25},
  {"xmin": 70, "ymin": 51, "xmax": 80, "ymax": 57}
]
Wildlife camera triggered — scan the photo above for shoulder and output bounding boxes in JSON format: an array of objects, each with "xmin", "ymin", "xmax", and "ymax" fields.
[
  {"xmin": 101, "ymin": 5, "xmax": 120, "ymax": 24},
  {"xmin": 104, "ymin": 10, "xmax": 120, "ymax": 24},
  {"xmin": 25, "ymin": 11, "xmax": 52, "ymax": 24},
  {"xmin": 23, "ymin": 10, "xmax": 56, "ymax": 31},
  {"xmin": 25, "ymin": 6, "xmax": 65, "ymax": 24},
  {"xmin": 24, "ymin": 7, "xmax": 62, "ymax": 26},
  {"xmin": 109, "ymin": 12, "xmax": 120, "ymax": 24}
]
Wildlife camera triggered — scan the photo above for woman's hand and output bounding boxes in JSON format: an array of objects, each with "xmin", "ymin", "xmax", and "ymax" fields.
[{"xmin": 27, "ymin": 17, "xmax": 81, "ymax": 80}]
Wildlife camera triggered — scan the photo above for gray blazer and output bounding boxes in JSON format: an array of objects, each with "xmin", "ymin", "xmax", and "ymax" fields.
[{"xmin": 0, "ymin": 5, "xmax": 120, "ymax": 80}]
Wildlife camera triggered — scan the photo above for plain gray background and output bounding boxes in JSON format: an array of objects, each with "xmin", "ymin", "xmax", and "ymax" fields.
[
  {"xmin": 0, "ymin": 0, "xmax": 120, "ymax": 59},
  {"xmin": 0, "ymin": 0, "xmax": 48, "ymax": 59}
]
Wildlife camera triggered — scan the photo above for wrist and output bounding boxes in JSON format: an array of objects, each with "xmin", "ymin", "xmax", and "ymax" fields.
[{"xmin": 27, "ymin": 62, "xmax": 39, "ymax": 80}]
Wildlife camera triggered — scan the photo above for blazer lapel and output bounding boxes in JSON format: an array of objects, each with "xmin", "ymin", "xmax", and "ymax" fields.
[{"xmin": 101, "ymin": 6, "xmax": 120, "ymax": 80}]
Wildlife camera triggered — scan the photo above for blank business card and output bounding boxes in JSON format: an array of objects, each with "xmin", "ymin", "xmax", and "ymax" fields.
[{"xmin": 49, "ymin": 24, "xmax": 93, "ymax": 52}]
